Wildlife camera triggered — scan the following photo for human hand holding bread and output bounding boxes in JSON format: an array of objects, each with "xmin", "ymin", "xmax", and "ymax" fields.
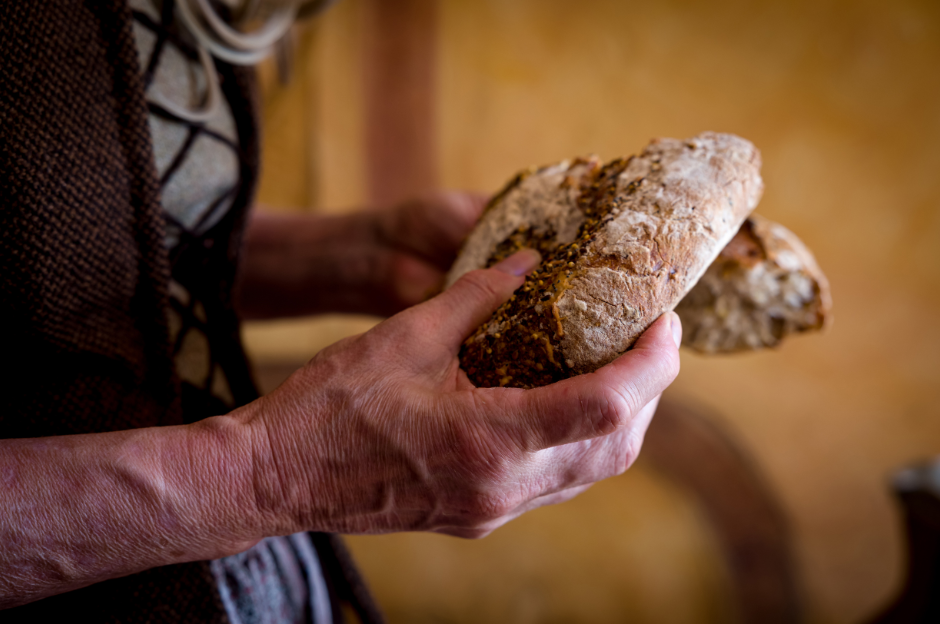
[
  {"xmin": 0, "ymin": 132, "xmax": 816, "ymax": 609},
  {"xmin": 239, "ymin": 131, "xmax": 827, "ymax": 537},
  {"xmin": 448, "ymin": 131, "xmax": 831, "ymax": 387},
  {"xmin": 238, "ymin": 249, "xmax": 680, "ymax": 537},
  {"xmin": 237, "ymin": 191, "xmax": 489, "ymax": 319}
]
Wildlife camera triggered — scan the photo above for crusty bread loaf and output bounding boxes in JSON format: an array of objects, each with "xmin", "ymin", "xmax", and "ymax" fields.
[
  {"xmin": 675, "ymin": 214, "xmax": 831, "ymax": 354},
  {"xmin": 449, "ymin": 132, "xmax": 764, "ymax": 389}
]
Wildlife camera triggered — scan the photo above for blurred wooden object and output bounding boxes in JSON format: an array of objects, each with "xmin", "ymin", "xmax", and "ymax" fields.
[
  {"xmin": 645, "ymin": 399, "xmax": 803, "ymax": 623},
  {"xmin": 362, "ymin": 0, "xmax": 438, "ymax": 207},
  {"xmin": 868, "ymin": 461, "xmax": 940, "ymax": 624}
]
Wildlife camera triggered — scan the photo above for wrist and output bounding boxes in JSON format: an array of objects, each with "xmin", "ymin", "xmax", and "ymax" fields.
[
  {"xmin": 213, "ymin": 398, "xmax": 321, "ymax": 539},
  {"xmin": 169, "ymin": 412, "xmax": 268, "ymax": 556},
  {"xmin": 0, "ymin": 417, "xmax": 267, "ymax": 606},
  {"xmin": 236, "ymin": 210, "xmax": 384, "ymax": 319}
]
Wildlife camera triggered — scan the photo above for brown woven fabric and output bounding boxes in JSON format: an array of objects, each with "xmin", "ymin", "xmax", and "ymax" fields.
[
  {"xmin": 0, "ymin": 2, "xmax": 383, "ymax": 621},
  {"xmin": 0, "ymin": 0, "xmax": 178, "ymax": 435},
  {"xmin": 0, "ymin": 1, "xmax": 227, "ymax": 620}
]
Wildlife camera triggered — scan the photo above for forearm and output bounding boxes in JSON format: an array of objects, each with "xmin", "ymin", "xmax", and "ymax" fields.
[
  {"xmin": 235, "ymin": 195, "xmax": 473, "ymax": 320},
  {"xmin": 0, "ymin": 414, "xmax": 259, "ymax": 609},
  {"xmin": 235, "ymin": 210, "xmax": 391, "ymax": 319}
]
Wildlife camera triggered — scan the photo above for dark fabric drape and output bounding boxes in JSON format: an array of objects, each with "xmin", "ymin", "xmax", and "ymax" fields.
[
  {"xmin": 0, "ymin": 2, "xmax": 382, "ymax": 621},
  {"xmin": 0, "ymin": 1, "xmax": 236, "ymax": 620},
  {"xmin": 0, "ymin": 0, "xmax": 179, "ymax": 438}
]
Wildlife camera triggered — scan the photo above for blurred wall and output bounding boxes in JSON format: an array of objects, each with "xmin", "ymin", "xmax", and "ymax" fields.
[{"xmin": 244, "ymin": 0, "xmax": 940, "ymax": 622}]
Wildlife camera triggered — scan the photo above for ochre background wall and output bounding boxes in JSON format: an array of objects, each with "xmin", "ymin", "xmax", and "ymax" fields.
[{"xmin": 244, "ymin": 0, "xmax": 940, "ymax": 622}]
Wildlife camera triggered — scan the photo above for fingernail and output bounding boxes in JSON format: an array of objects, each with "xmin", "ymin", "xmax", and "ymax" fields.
[
  {"xmin": 668, "ymin": 311, "xmax": 683, "ymax": 348},
  {"xmin": 492, "ymin": 249, "xmax": 542, "ymax": 276}
]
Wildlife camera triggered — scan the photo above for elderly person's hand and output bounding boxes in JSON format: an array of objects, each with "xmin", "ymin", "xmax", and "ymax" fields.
[
  {"xmin": 236, "ymin": 192, "xmax": 487, "ymax": 319},
  {"xmin": 3, "ymin": 193, "xmax": 682, "ymax": 609},
  {"xmin": 368, "ymin": 191, "xmax": 488, "ymax": 310},
  {"xmin": 235, "ymin": 250, "xmax": 682, "ymax": 537},
  {"xmin": 0, "ymin": 250, "xmax": 680, "ymax": 608}
]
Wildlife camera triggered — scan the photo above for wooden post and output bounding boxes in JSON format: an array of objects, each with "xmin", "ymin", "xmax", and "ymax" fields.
[{"xmin": 361, "ymin": 0, "xmax": 438, "ymax": 208}]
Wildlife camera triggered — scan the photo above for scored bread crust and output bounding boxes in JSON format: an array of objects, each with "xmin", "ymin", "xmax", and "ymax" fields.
[
  {"xmin": 675, "ymin": 214, "xmax": 832, "ymax": 354},
  {"xmin": 449, "ymin": 132, "xmax": 764, "ymax": 389},
  {"xmin": 445, "ymin": 156, "xmax": 603, "ymax": 281}
]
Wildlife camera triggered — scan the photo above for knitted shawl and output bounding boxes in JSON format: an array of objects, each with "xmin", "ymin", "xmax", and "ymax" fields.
[{"xmin": 0, "ymin": 2, "xmax": 381, "ymax": 621}]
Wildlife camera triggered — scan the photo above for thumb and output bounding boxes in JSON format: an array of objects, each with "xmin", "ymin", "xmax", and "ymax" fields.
[
  {"xmin": 418, "ymin": 249, "xmax": 541, "ymax": 350},
  {"xmin": 499, "ymin": 311, "xmax": 682, "ymax": 451}
]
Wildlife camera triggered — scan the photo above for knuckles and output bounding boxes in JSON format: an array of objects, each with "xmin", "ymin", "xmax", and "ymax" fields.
[
  {"xmin": 661, "ymin": 347, "xmax": 681, "ymax": 383},
  {"xmin": 591, "ymin": 384, "xmax": 640, "ymax": 436}
]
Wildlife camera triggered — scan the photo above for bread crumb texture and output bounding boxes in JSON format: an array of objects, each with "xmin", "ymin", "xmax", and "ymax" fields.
[
  {"xmin": 450, "ymin": 132, "xmax": 764, "ymax": 388},
  {"xmin": 675, "ymin": 214, "xmax": 832, "ymax": 354}
]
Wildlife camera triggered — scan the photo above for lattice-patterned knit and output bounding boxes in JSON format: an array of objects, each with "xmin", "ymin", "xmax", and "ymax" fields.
[{"xmin": 129, "ymin": 1, "xmax": 332, "ymax": 622}]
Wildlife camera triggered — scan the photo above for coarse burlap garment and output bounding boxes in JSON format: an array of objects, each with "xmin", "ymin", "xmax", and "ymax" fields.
[{"xmin": 0, "ymin": 2, "xmax": 382, "ymax": 622}]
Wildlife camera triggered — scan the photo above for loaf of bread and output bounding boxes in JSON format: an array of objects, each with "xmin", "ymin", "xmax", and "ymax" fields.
[
  {"xmin": 448, "ymin": 132, "xmax": 764, "ymax": 389},
  {"xmin": 675, "ymin": 214, "xmax": 831, "ymax": 354}
]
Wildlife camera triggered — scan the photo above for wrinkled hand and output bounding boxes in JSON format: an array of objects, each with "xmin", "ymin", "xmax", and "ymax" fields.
[
  {"xmin": 237, "ymin": 192, "xmax": 487, "ymax": 319},
  {"xmin": 237, "ymin": 250, "xmax": 682, "ymax": 538},
  {"xmin": 369, "ymin": 191, "xmax": 488, "ymax": 313}
]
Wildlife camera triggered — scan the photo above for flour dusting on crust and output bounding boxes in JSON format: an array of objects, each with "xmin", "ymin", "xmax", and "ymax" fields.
[{"xmin": 450, "ymin": 132, "xmax": 764, "ymax": 388}]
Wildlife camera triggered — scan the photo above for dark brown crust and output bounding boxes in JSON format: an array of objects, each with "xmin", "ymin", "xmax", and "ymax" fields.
[{"xmin": 484, "ymin": 224, "xmax": 559, "ymax": 269}]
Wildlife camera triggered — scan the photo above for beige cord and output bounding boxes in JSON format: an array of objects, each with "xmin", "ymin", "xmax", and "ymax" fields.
[
  {"xmin": 175, "ymin": 0, "xmax": 297, "ymax": 65},
  {"xmin": 147, "ymin": 41, "xmax": 223, "ymax": 123},
  {"xmin": 157, "ymin": 0, "xmax": 335, "ymax": 122}
]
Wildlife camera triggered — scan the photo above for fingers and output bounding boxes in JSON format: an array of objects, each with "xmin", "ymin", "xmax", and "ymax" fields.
[
  {"xmin": 437, "ymin": 192, "xmax": 488, "ymax": 244},
  {"xmin": 381, "ymin": 192, "xmax": 489, "ymax": 268},
  {"xmin": 501, "ymin": 312, "xmax": 681, "ymax": 451},
  {"xmin": 412, "ymin": 250, "xmax": 541, "ymax": 350},
  {"xmin": 432, "ymin": 394, "xmax": 664, "ymax": 539},
  {"xmin": 528, "ymin": 394, "xmax": 662, "ymax": 492},
  {"xmin": 424, "ymin": 192, "xmax": 488, "ymax": 265},
  {"xmin": 383, "ymin": 251, "xmax": 446, "ymax": 310},
  {"xmin": 622, "ymin": 392, "xmax": 662, "ymax": 455}
]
